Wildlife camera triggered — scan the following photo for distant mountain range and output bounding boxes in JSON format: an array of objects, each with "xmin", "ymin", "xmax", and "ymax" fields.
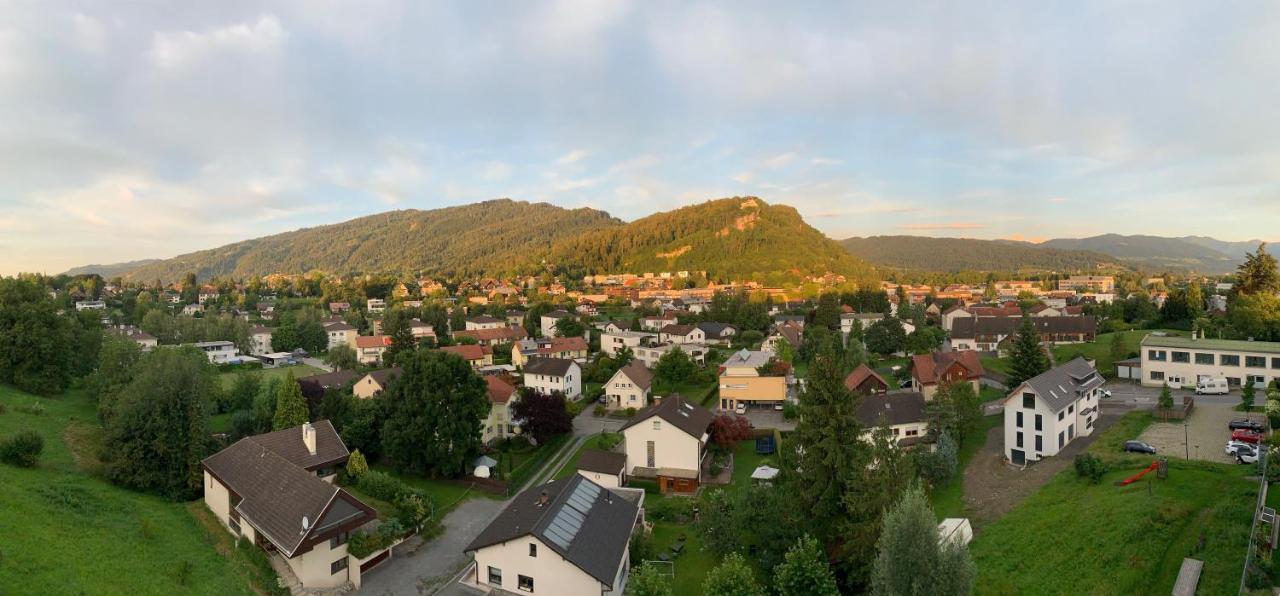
[
  {"xmin": 1037, "ymin": 234, "xmax": 1267, "ymax": 273},
  {"xmin": 63, "ymin": 259, "xmax": 161, "ymax": 278},
  {"xmin": 83, "ymin": 197, "xmax": 875, "ymax": 285}
]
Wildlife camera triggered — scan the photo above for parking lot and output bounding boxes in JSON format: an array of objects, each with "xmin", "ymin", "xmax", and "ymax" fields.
[{"xmin": 1136, "ymin": 403, "xmax": 1264, "ymax": 464}]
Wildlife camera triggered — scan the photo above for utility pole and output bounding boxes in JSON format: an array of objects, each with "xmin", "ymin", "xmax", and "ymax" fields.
[{"xmin": 1184, "ymin": 422, "xmax": 1189, "ymax": 459}]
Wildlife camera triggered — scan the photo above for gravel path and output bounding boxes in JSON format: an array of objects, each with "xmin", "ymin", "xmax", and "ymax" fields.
[{"xmin": 356, "ymin": 497, "xmax": 508, "ymax": 595}]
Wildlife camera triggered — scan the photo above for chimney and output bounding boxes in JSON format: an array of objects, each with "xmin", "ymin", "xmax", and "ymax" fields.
[
  {"xmin": 302, "ymin": 422, "xmax": 316, "ymax": 456},
  {"xmin": 537, "ymin": 490, "xmax": 549, "ymax": 507}
]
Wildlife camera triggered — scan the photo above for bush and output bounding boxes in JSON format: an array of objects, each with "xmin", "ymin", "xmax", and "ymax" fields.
[
  {"xmin": 782, "ymin": 402, "xmax": 798, "ymax": 420},
  {"xmin": 16, "ymin": 402, "xmax": 45, "ymax": 416},
  {"xmin": 709, "ymin": 463, "xmax": 723, "ymax": 476},
  {"xmin": 624, "ymin": 407, "xmax": 637, "ymax": 417},
  {"xmin": 346, "ymin": 449, "xmax": 369, "ymax": 479},
  {"xmin": 593, "ymin": 404, "xmax": 607, "ymax": 417},
  {"xmin": 596, "ymin": 432, "xmax": 622, "ymax": 450},
  {"xmin": 566, "ymin": 399, "xmax": 586, "ymax": 417},
  {"xmin": 395, "ymin": 492, "xmax": 431, "ymax": 529},
  {"xmin": 646, "ymin": 496, "xmax": 696, "ymax": 522},
  {"xmin": 0, "ymin": 430, "xmax": 44, "ymax": 468},
  {"xmin": 357, "ymin": 470, "xmax": 404, "ymax": 503},
  {"xmin": 1073, "ymin": 453, "xmax": 1109, "ymax": 484}
]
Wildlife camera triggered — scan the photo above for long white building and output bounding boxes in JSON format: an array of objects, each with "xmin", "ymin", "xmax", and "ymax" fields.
[{"xmin": 1140, "ymin": 334, "xmax": 1280, "ymax": 390}]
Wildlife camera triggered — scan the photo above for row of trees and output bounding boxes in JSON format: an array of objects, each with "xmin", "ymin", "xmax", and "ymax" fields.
[{"xmin": 0, "ymin": 278, "xmax": 102, "ymax": 395}]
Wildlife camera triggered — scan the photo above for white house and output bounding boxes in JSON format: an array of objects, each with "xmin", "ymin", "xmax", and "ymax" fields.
[
  {"xmin": 250, "ymin": 326, "xmax": 273, "ymax": 356},
  {"xmin": 1002, "ymin": 358, "xmax": 1104, "ymax": 465},
  {"xmin": 658, "ymin": 324, "xmax": 705, "ymax": 345},
  {"xmin": 575, "ymin": 450, "xmax": 627, "ymax": 489},
  {"xmin": 696, "ymin": 322, "xmax": 737, "ymax": 345},
  {"xmin": 192, "ymin": 341, "xmax": 240, "ymax": 364},
  {"xmin": 599, "ymin": 330, "xmax": 656, "ymax": 357},
  {"xmin": 522, "ymin": 357, "xmax": 582, "ymax": 400},
  {"xmin": 604, "ymin": 361, "xmax": 653, "ymax": 411},
  {"xmin": 75, "ymin": 300, "xmax": 106, "ymax": 311},
  {"xmin": 840, "ymin": 312, "xmax": 884, "ymax": 336},
  {"xmin": 466, "ymin": 315, "xmax": 504, "ymax": 331},
  {"xmin": 463, "ymin": 476, "xmax": 640, "ymax": 596},
  {"xmin": 633, "ymin": 342, "xmax": 707, "ymax": 369},
  {"xmin": 619, "ymin": 394, "xmax": 713, "ymax": 494},
  {"xmin": 855, "ymin": 391, "xmax": 928, "ymax": 446},
  {"xmin": 540, "ymin": 310, "xmax": 574, "ymax": 336},
  {"xmin": 366, "ymin": 298, "xmax": 386, "ymax": 313}
]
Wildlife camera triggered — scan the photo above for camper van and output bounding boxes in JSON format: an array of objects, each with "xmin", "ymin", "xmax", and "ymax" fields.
[{"xmin": 1195, "ymin": 377, "xmax": 1229, "ymax": 395}]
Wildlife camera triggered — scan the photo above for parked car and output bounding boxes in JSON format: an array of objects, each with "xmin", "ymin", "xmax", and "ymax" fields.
[
  {"xmin": 1099, "ymin": 389, "xmax": 1113, "ymax": 399},
  {"xmin": 1123, "ymin": 440, "xmax": 1157, "ymax": 454},
  {"xmin": 734, "ymin": 403, "xmax": 747, "ymax": 415},
  {"xmin": 1231, "ymin": 429, "xmax": 1263, "ymax": 444},
  {"xmin": 1226, "ymin": 440, "xmax": 1254, "ymax": 457},
  {"xmin": 1229, "ymin": 419, "xmax": 1265, "ymax": 433},
  {"xmin": 1236, "ymin": 445, "xmax": 1260, "ymax": 464},
  {"xmin": 773, "ymin": 403, "xmax": 784, "ymax": 411},
  {"xmin": 1196, "ymin": 377, "xmax": 1229, "ymax": 395}
]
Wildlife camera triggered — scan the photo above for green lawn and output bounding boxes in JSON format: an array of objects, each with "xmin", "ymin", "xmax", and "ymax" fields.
[
  {"xmin": 980, "ymin": 356, "xmax": 1011, "ymax": 376},
  {"xmin": 1086, "ymin": 411, "xmax": 1155, "ymax": 457},
  {"xmin": 369, "ymin": 464, "xmax": 499, "ymax": 516},
  {"xmin": 672, "ymin": 379, "xmax": 718, "ymax": 407},
  {"xmin": 929, "ymin": 415, "xmax": 1003, "ymax": 519},
  {"xmin": 650, "ymin": 521, "xmax": 718, "ymax": 594},
  {"xmin": 554, "ymin": 433, "xmax": 622, "ymax": 480},
  {"xmin": 1052, "ymin": 329, "xmax": 1188, "ymax": 379},
  {"xmin": 217, "ymin": 363, "xmax": 325, "ymax": 389},
  {"xmin": 726, "ymin": 438, "xmax": 776, "ymax": 494},
  {"xmin": 0, "ymin": 386, "xmax": 267, "ymax": 594},
  {"xmin": 970, "ymin": 461, "xmax": 1254, "ymax": 595}
]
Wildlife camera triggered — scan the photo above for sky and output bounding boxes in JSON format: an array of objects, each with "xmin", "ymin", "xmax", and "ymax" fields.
[{"xmin": 2, "ymin": 1, "xmax": 1279, "ymax": 275}]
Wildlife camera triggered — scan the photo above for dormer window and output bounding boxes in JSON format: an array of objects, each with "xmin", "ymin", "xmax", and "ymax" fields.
[{"xmin": 653, "ymin": 420, "xmax": 661, "ymax": 430}]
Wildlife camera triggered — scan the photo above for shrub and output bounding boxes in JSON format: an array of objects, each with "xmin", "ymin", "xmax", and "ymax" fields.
[
  {"xmin": 395, "ymin": 492, "xmax": 430, "ymax": 529},
  {"xmin": 709, "ymin": 463, "xmax": 723, "ymax": 476},
  {"xmin": 1073, "ymin": 453, "xmax": 1109, "ymax": 484},
  {"xmin": 647, "ymin": 496, "xmax": 696, "ymax": 522},
  {"xmin": 357, "ymin": 470, "xmax": 404, "ymax": 503},
  {"xmin": 625, "ymin": 407, "xmax": 637, "ymax": 417},
  {"xmin": 782, "ymin": 402, "xmax": 798, "ymax": 420},
  {"xmin": 346, "ymin": 449, "xmax": 369, "ymax": 479},
  {"xmin": 596, "ymin": 432, "xmax": 622, "ymax": 450},
  {"xmin": 0, "ymin": 430, "xmax": 44, "ymax": 468},
  {"xmin": 593, "ymin": 405, "xmax": 607, "ymax": 417},
  {"xmin": 566, "ymin": 399, "xmax": 586, "ymax": 417}
]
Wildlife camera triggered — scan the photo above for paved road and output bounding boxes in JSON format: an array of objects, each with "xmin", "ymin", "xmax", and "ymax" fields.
[
  {"xmin": 572, "ymin": 402, "xmax": 626, "ymax": 436},
  {"xmin": 1102, "ymin": 379, "xmax": 1246, "ymax": 408},
  {"xmin": 357, "ymin": 497, "xmax": 508, "ymax": 595},
  {"xmin": 299, "ymin": 356, "xmax": 333, "ymax": 372}
]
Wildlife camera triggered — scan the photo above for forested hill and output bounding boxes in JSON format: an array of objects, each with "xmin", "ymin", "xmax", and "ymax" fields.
[
  {"xmin": 1039, "ymin": 234, "xmax": 1242, "ymax": 272},
  {"xmin": 840, "ymin": 235, "xmax": 1120, "ymax": 273},
  {"xmin": 122, "ymin": 200, "xmax": 621, "ymax": 282},
  {"xmin": 541, "ymin": 197, "xmax": 878, "ymax": 285},
  {"xmin": 63, "ymin": 259, "xmax": 161, "ymax": 278}
]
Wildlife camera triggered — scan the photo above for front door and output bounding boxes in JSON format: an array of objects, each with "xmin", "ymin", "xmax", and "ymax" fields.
[{"xmin": 1011, "ymin": 449, "xmax": 1025, "ymax": 465}]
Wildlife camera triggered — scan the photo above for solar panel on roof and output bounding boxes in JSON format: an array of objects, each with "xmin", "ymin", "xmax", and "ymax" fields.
[{"xmin": 543, "ymin": 480, "xmax": 600, "ymax": 551}]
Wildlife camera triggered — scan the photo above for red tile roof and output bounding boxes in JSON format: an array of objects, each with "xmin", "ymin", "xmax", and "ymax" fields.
[
  {"xmin": 844, "ymin": 363, "xmax": 889, "ymax": 393},
  {"xmin": 440, "ymin": 344, "xmax": 492, "ymax": 361},
  {"xmin": 354, "ymin": 335, "xmax": 391, "ymax": 349},
  {"xmin": 485, "ymin": 376, "xmax": 516, "ymax": 404}
]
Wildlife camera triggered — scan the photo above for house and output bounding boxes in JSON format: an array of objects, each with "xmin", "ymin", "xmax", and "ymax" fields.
[
  {"xmin": 250, "ymin": 326, "xmax": 273, "ymax": 356},
  {"xmin": 620, "ymin": 394, "xmax": 714, "ymax": 494},
  {"xmin": 950, "ymin": 316, "xmax": 1097, "ymax": 353},
  {"xmin": 717, "ymin": 349, "xmax": 787, "ymax": 411},
  {"xmin": 198, "ymin": 286, "xmax": 220, "ymax": 305},
  {"xmin": 354, "ymin": 335, "xmax": 391, "ymax": 365},
  {"xmin": 462, "ymin": 476, "xmax": 641, "ymax": 595},
  {"xmin": 1002, "ymin": 358, "xmax": 1104, "ymax": 464},
  {"xmin": 466, "ymin": 315, "xmax": 504, "ymax": 331},
  {"xmin": 202, "ymin": 421, "xmax": 391, "ymax": 590},
  {"xmin": 604, "ymin": 361, "xmax": 653, "ymax": 411},
  {"xmin": 772, "ymin": 314, "xmax": 806, "ymax": 328},
  {"xmin": 575, "ymin": 450, "xmax": 627, "ymax": 488},
  {"xmin": 844, "ymin": 363, "xmax": 889, "ymax": 394},
  {"xmin": 695, "ymin": 322, "xmax": 736, "ymax": 345},
  {"xmin": 352, "ymin": 367, "xmax": 403, "ymax": 399},
  {"xmin": 633, "ymin": 342, "xmax": 707, "ymax": 369},
  {"xmin": 1115, "ymin": 357, "xmax": 1142, "ymax": 381},
  {"xmin": 840, "ymin": 312, "xmax": 884, "ymax": 336},
  {"xmin": 324, "ymin": 321, "xmax": 358, "ymax": 350},
  {"xmin": 523, "ymin": 357, "xmax": 582, "ymax": 400},
  {"xmin": 182, "ymin": 304, "xmax": 204, "ymax": 316},
  {"xmin": 658, "ymin": 324, "xmax": 705, "ymax": 345},
  {"xmin": 639, "ymin": 313, "xmax": 678, "ymax": 332},
  {"xmin": 599, "ymin": 330, "xmax": 655, "ymax": 357},
  {"xmin": 506, "ymin": 310, "xmax": 527, "ymax": 327},
  {"xmin": 193, "ymin": 341, "xmax": 240, "ymax": 364},
  {"xmin": 366, "ymin": 298, "xmax": 386, "ymax": 313},
  {"xmin": 910, "ymin": 351, "xmax": 984, "ymax": 400},
  {"xmin": 111, "ymin": 327, "xmax": 159, "ymax": 351},
  {"xmin": 440, "ymin": 344, "xmax": 495, "ymax": 369},
  {"xmin": 329, "ymin": 302, "xmax": 351, "ymax": 314},
  {"xmin": 762, "ymin": 321, "xmax": 803, "ymax": 354},
  {"xmin": 512, "ymin": 336, "xmax": 589, "ymax": 367},
  {"xmin": 597, "ymin": 320, "xmax": 630, "ymax": 335},
  {"xmin": 855, "ymin": 391, "xmax": 928, "ymax": 446},
  {"xmin": 75, "ymin": 300, "xmax": 106, "ymax": 311},
  {"xmin": 482, "ymin": 376, "xmax": 519, "ymax": 444},
  {"xmin": 297, "ymin": 370, "xmax": 359, "ymax": 404},
  {"xmin": 539, "ymin": 310, "xmax": 575, "ymax": 335},
  {"xmin": 454, "ymin": 325, "xmax": 528, "ymax": 347},
  {"xmin": 1139, "ymin": 334, "xmax": 1280, "ymax": 389},
  {"xmin": 408, "ymin": 319, "xmax": 436, "ymax": 342}
]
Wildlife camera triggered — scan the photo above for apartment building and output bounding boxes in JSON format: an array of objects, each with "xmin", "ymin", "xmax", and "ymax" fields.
[
  {"xmin": 1002, "ymin": 358, "xmax": 1104, "ymax": 465},
  {"xmin": 1140, "ymin": 334, "xmax": 1280, "ymax": 389},
  {"xmin": 1057, "ymin": 275, "xmax": 1115, "ymax": 293},
  {"xmin": 717, "ymin": 349, "xmax": 787, "ymax": 411}
]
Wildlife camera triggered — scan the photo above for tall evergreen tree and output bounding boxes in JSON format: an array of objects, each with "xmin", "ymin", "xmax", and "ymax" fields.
[
  {"xmin": 871, "ymin": 482, "xmax": 974, "ymax": 596},
  {"xmin": 1238, "ymin": 243, "xmax": 1280, "ymax": 295},
  {"xmin": 383, "ymin": 309, "xmax": 417, "ymax": 364},
  {"xmin": 377, "ymin": 349, "xmax": 488, "ymax": 477},
  {"xmin": 272, "ymin": 371, "xmax": 310, "ymax": 430},
  {"xmin": 1007, "ymin": 317, "xmax": 1050, "ymax": 389},
  {"xmin": 773, "ymin": 534, "xmax": 839, "ymax": 596},
  {"xmin": 1158, "ymin": 382, "xmax": 1173, "ymax": 410}
]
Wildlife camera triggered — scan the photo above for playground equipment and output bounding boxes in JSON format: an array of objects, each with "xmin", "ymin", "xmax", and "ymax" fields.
[{"xmin": 1118, "ymin": 461, "xmax": 1160, "ymax": 486}]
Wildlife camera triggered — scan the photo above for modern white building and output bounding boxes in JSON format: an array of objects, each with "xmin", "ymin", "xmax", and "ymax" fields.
[
  {"xmin": 599, "ymin": 330, "xmax": 655, "ymax": 357},
  {"xmin": 1002, "ymin": 358, "xmax": 1104, "ymax": 465},
  {"xmin": 75, "ymin": 300, "xmax": 107, "ymax": 311},
  {"xmin": 366, "ymin": 298, "xmax": 386, "ymax": 313},
  {"xmin": 1140, "ymin": 334, "xmax": 1280, "ymax": 390},
  {"xmin": 522, "ymin": 357, "xmax": 582, "ymax": 400},
  {"xmin": 192, "ymin": 341, "xmax": 240, "ymax": 364},
  {"xmin": 250, "ymin": 326, "xmax": 273, "ymax": 356}
]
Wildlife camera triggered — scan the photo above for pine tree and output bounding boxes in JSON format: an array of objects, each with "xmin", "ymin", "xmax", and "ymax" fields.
[
  {"xmin": 702, "ymin": 553, "xmax": 764, "ymax": 596},
  {"xmin": 272, "ymin": 371, "xmax": 310, "ymax": 430},
  {"xmin": 871, "ymin": 482, "xmax": 974, "ymax": 596},
  {"xmin": 1238, "ymin": 243, "xmax": 1280, "ymax": 295},
  {"xmin": 1158, "ymin": 382, "xmax": 1173, "ymax": 410},
  {"xmin": 1242, "ymin": 381, "xmax": 1256, "ymax": 411},
  {"xmin": 1007, "ymin": 317, "xmax": 1050, "ymax": 389},
  {"xmin": 773, "ymin": 534, "xmax": 839, "ymax": 596}
]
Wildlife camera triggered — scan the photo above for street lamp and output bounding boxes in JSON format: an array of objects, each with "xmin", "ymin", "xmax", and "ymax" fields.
[{"xmin": 1183, "ymin": 422, "xmax": 1189, "ymax": 459}]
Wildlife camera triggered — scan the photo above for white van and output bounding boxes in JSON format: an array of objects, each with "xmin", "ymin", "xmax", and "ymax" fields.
[{"xmin": 1195, "ymin": 377, "xmax": 1229, "ymax": 395}]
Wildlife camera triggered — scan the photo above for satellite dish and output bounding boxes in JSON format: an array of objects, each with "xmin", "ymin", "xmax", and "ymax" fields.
[{"xmin": 301, "ymin": 516, "xmax": 310, "ymax": 531}]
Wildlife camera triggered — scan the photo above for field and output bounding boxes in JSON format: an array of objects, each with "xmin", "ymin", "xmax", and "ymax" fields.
[
  {"xmin": 929, "ymin": 414, "xmax": 1003, "ymax": 519},
  {"xmin": 0, "ymin": 386, "xmax": 267, "ymax": 595},
  {"xmin": 1052, "ymin": 329, "xmax": 1188, "ymax": 379},
  {"xmin": 216, "ymin": 363, "xmax": 325, "ymax": 389},
  {"xmin": 970, "ymin": 409, "xmax": 1254, "ymax": 595}
]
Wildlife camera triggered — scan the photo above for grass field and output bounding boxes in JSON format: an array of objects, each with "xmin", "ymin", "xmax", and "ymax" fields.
[
  {"xmin": 217, "ymin": 363, "xmax": 325, "ymax": 389},
  {"xmin": 1053, "ymin": 329, "xmax": 1188, "ymax": 379},
  {"xmin": 0, "ymin": 386, "xmax": 267, "ymax": 594},
  {"xmin": 650, "ymin": 521, "xmax": 718, "ymax": 594},
  {"xmin": 370, "ymin": 464, "xmax": 500, "ymax": 516},
  {"xmin": 930, "ymin": 414, "xmax": 1003, "ymax": 519}
]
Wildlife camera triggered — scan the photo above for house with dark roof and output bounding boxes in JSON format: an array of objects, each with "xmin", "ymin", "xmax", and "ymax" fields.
[
  {"xmin": 619, "ymin": 394, "xmax": 714, "ymax": 494},
  {"xmin": 453, "ymin": 325, "xmax": 528, "ymax": 347},
  {"xmin": 202, "ymin": 421, "xmax": 391, "ymax": 589},
  {"xmin": 352, "ymin": 367, "xmax": 403, "ymax": 399},
  {"xmin": 462, "ymin": 475, "xmax": 641, "ymax": 595},
  {"xmin": 482, "ymin": 375, "xmax": 519, "ymax": 444},
  {"xmin": 844, "ymin": 363, "xmax": 889, "ymax": 394},
  {"xmin": 1002, "ymin": 357, "xmax": 1104, "ymax": 465},
  {"xmin": 658, "ymin": 323, "xmax": 705, "ymax": 345},
  {"xmin": 855, "ymin": 391, "xmax": 928, "ymax": 446},
  {"xmin": 604, "ymin": 361, "xmax": 653, "ymax": 411},
  {"xmin": 762, "ymin": 321, "xmax": 803, "ymax": 354},
  {"xmin": 539, "ymin": 310, "xmax": 576, "ymax": 336},
  {"xmin": 576, "ymin": 449, "xmax": 628, "ymax": 488},
  {"xmin": 465, "ymin": 315, "xmax": 504, "ymax": 331},
  {"xmin": 523, "ymin": 357, "xmax": 582, "ymax": 400},
  {"xmin": 910, "ymin": 351, "xmax": 985, "ymax": 400},
  {"xmin": 950, "ymin": 316, "xmax": 1096, "ymax": 353},
  {"xmin": 511, "ymin": 336, "xmax": 589, "ymax": 367},
  {"xmin": 696, "ymin": 321, "xmax": 738, "ymax": 345}
]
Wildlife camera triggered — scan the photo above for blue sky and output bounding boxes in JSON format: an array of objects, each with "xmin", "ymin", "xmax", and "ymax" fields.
[{"xmin": 2, "ymin": 1, "xmax": 1278, "ymax": 275}]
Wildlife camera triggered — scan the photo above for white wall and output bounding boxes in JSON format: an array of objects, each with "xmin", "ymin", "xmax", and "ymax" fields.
[
  {"xmin": 523, "ymin": 363, "xmax": 582, "ymax": 399},
  {"xmin": 473, "ymin": 536, "xmax": 611, "ymax": 596},
  {"xmin": 576, "ymin": 469, "xmax": 622, "ymax": 489},
  {"xmin": 286, "ymin": 534, "xmax": 351, "ymax": 589},
  {"xmin": 1003, "ymin": 387, "xmax": 1098, "ymax": 463},
  {"xmin": 623, "ymin": 420, "xmax": 702, "ymax": 474},
  {"xmin": 1140, "ymin": 345, "xmax": 1280, "ymax": 389},
  {"xmin": 605, "ymin": 370, "xmax": 648, "ymax": 410}
]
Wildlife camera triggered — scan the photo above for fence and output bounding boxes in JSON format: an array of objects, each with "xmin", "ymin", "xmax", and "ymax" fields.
[
  {"xmin": 1239, "ymin": 447, "xmax": 1269, "ymax": 593},
  {"xmin": 1155, "ymin": 395, "xmax": 1195, "ymax": 422}
]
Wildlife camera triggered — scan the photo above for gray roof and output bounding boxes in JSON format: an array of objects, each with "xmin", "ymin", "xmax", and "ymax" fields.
[
  {"xmin": 524, "ymin": 356, "xmax": 576, "ymax": 377},
  {"xmin": 613, "ymin": 361, "xmax": 653, "ymax": 391},
  {"xmin": 619, "ymin": 394, "xmax": 714, "ymax": 439},
  {"xmin": 856, "ymin": 391, "xmax": 926, "ymax": 427},
  {"xmin": 950, "ymin": 315, "xmax": 1096, "ymax": 340},
  {"xmin": 577, "ymin": 449, "xmax": 626, "ymax": 475},
  {"xmin": 297, "ymin": 369, "xmax": 358, "ymax": 390},
  {"xmin": 1140, "ymin": 334, "xmax": 1280, "ymax": 355},
  {"xmin": 246, "ymin": 419, "xmax": 350, "ymax": 471},
  {"xmin": 1019, "ymin": 357, "xmax": 1105, "ymax": 412},
  {"xmin": 697, "ymin": 322, "xmax": 737, "ymax": 337},
  {"xmin": 465, "ymin": 476, "xmax": 639, "ymax": 587}
]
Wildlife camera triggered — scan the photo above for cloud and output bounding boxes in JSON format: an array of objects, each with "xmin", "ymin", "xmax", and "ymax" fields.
[
  {"xmin": 900, "ymin": 222, "xmax": 985, "ymax": 231},
  {"xmin": 480, "ymin": 161, "xmax": 512, "ymax": 181},
  {"xmin": 764, "ymin": 152, "xmax": 798, "ymax": 169},
  {"xmin": 811, "ymin": 157, "xmax": 843, "ymax": 166},
  {"xmin": 556, "ymin": 150, "xmax": 588, "ymax": 165},
  {"xmin": 149, "ymin": 15, "xmax": 286, "ymax": 69},
  {"xmin": 732, "ymin": 172, "xmax": 754, "ymax": 184}
]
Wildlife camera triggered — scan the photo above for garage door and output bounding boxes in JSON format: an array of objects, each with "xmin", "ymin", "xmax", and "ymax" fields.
[
  {"xmin": 1010, "ymin": 449, "xmax": 1025, "ymax": 465},
  {"xmin": 360, "ymin": 550, "xmax": 389, "ymax": 574}
]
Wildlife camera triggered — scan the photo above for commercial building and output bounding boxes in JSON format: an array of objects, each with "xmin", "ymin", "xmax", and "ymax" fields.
[{"xmin": 1139, "ymin": 334, "xmax": 1280, "ymax": 390}]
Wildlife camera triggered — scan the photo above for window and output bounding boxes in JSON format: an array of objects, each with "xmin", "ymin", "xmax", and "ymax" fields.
[
  {"xmin": 1022, "ymin": 394, "xmax": 1035, "ymax": 409},
  {"xmin": 905, "ymin": 429, "xmax": 918, "ymax": 437},
  {"xmin": 652, "ymin": 420, "xmax": 661, "ymax": 430},
  {"xmin": 1068, "ymin": 424, "xmax": 1075, "ymax": 440},
  {"xmin": 331, "ymin": 558, "xmax": 348, "ymax": 575},
  {"xmin": 1150, "ymin": 371, "xmax": 1165, "ymax": 381},
  {"xmin": 228, "ymin": 517, "xmax": 241, "ymax": 536},
  {"xmin": 529, "ymin": 543, "xmax": 537, "ymax": 558},
  {"xmin": 1246, "ymin": 356, "xmax": 1266, "ymax": 368},
  {"xmin": 330, "ymin": 532, "xmax": 348, "ymax": 549},
  {"xmin": 1035, "ymin": 435, "xmax": 1043, "ymax": 451},
  {"xmin": 1273, "ymin": 358, "xmax": 1280, "ymax": 370},
  {"xmin": 1148, "ymin": 350, "xmax": 1167, "ymax": 361},
  {"xmin": 1016, "ymin": 411, "xmax": 1023, "ymax": 428},
  {"xmin": 488, "ymin": 566, "xmax": 502, "ymax": 586},
  {"xmin": 1016, "ymin": 432, "xmax": 1023, "ymax": 448},
  {"xmin": 1057, "ymin": 411, "xmax": 1064, "ymax": 421},
  {"xmin": 1172, "ymin": 351, "xmax": 1190, "ymax": 363},
  {"xmin": 1068, "ymin": 405, "xmax": 1074, "ymax": 415},
  {"xmin": 1195, "ymin": 353, "xmax": 1214, "ymax": 365},
  {"xmin": 1035, "ymin": 414, "xmax": 1043, "ymax": 431},
  {"xmin": 1221, "ymin": 354, "xmax": 1240, "ymax": 366},
  {"xmin": 518, "ymin": 575, "xmax": 534, "ymax": 592}
]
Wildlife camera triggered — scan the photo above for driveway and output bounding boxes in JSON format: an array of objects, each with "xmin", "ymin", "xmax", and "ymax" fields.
[
  {"xmin": 299, "ymin": 356, "xmax": 333, "ymax": 372},
  {"xmin": 574, "ymin": 406, "xmax": 626, "ymax": 436},
  {"xmin": 357, "ymin": 497, "xmax": 508, "ymax": 595},
  {"xmin": 1137, "ymin": 403, "xmax": 1264, "ymax": 464},
  {"xmin": 743, "ymin": 409, "xmax": 795, "ymax": 431}
]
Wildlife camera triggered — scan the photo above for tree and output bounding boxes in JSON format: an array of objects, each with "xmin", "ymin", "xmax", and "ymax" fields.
[
  {"xmin": 226, "ymin": 370, "xmax": 260, "ymax": 412},
  {"xmin": 272, "ymin": 372, "xmax": 310, "ymax": 430},
  {"xmin": 1243, "ymin": 380, "xmax": 1257, "ymax": 411},
  {"xmin": 1238, "ymin": 243, "xmax": 1280, "ymax": 295},
  {"xmin": 626, "ymin": 563, "xmax": 674, "ymax": 596},
  {"xmin": 864, "ymin": 318, "xmax": 907, "ymax": 357},
  {"xmin": 0, "ymin": 430, "xmax": 44, "ymax": 468},
  {"xmin": 101, "ymin": 347, "xmax": 213, "ymax": 500},
  {"xmin": 871, "ymin": 482, "xmax": 974, "ymax": 596},
  {"xmin": 0, "ymin": 278, "xmax": 75, "ymax": 395},
  {"xmin": 702, "ymin": 553, "xmax": 765, "ymax": 596},
  {"xmin": 709, "ymin": 414, "xmax": 752, "ymax": 451},
  {"xmin": 511, "ymin": 389, "xmax": 573, "ymax": 444},
  {"xmin": 697, "ymin": 483, "xmax": 809, "ymax": 576},
  {"xmin": 553, "ymin": 316, "xmax": 586, "ymax": 338},
  {"xmin": 1007, "ymin": 317, "xmax": 1050, "ymax": 389},
  {"xmin": 383, "ymin": 309, "xmax": 417, "ymax": 364},
  {"xmin": 325, "ymin": 344, "xmax": 358, "ymax": 371},
  {"xmin": 773, "ymin": 534, "xmax": 839, "ymax": 596},
  {"xmin": 913, "ymin": 432, "xmax": 958, "ymax": 486},
  {"xmin": 1186, "ymin": 282, "xmax": 1204, "ymax": 319},
  {"xmin": 1158, "ymin": 382, "xmax": 1173, "ymax": 410},
  {"xmin": 346, "ymin": 449, "xmax": 369, "ymax": 478},
  {"xmin": 652, "ymin": 348, "xmax": 696, "ymax": 393},
  {"xmin": 813, "ymin": 294, "xmax": 842, "ymax": 331},
  {"xmin": 1108, "ymin": 333, "xmax": 1127, "ymax": 365},
  {"xmin": 85, "ymin": 333, "xmax": 144, "ymax": 412},
  {"xmin": 377, "ymin": 349, "xmax": 488, "ymax": 477}
]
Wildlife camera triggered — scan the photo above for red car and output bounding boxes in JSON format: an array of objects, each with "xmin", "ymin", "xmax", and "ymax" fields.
[{"xmin": 1232, "ymin": 429, "xmax": 1263, "ymax": 444}]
